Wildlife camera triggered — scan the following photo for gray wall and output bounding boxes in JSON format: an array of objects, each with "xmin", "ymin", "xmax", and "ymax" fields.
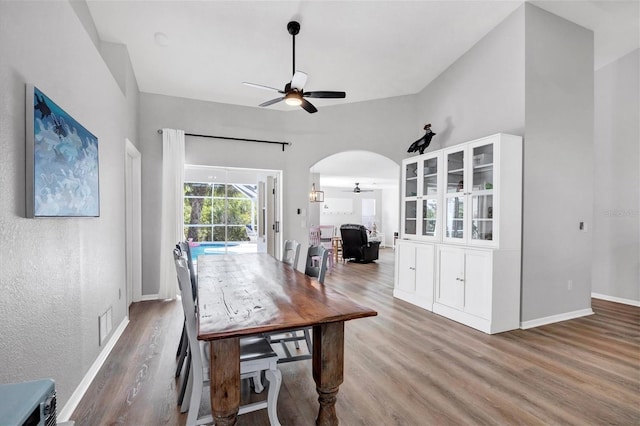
[
  {"xmin": 592, "ymin": 49, "xmax": 640, "ymax": 302},
  {"xmin": 0, "ymin": 0, "xmax": 137, "ymax": 407},
  {"xmin": 522, "ymin": 4, "xmax": 594, "ymax": 321},
  {"xmin": 413, "ymin": 4, "xmax": 597, "ymax": 321},
  {"xmin": 414, "ymin": 6, "xmax": 525, "ymax": 148},
  {"xmin": 100, "ymin": 41, "xmax": 140, "ymax": 149},
  {"xmin": 139, "ymin": 93, "xmax": 415, "ymax": 293}
]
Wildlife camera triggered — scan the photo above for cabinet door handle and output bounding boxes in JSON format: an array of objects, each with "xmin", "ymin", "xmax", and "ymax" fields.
[{"xmin": 409, "ymin": 267, "xmax": 415, "ymax": 270}]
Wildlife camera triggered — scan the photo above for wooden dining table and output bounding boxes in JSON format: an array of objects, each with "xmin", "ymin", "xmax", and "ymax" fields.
[{"xmin": 196, "ymin": 253, "xmax": 377, "ymax": 426}]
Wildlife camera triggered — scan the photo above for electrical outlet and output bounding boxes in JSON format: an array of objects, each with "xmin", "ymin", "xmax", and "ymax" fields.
[{"xmin": 568, "ymin": 280, "xmax": 573, "ymax": 290}]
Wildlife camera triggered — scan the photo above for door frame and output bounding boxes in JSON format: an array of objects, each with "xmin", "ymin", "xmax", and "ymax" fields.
[{"xmin": 125, "ymin": 139, "xmax": 142, "ymax": 307}]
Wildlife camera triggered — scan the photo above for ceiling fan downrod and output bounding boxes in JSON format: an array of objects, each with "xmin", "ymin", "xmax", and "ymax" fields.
[{"xmin": 287, "ymin": 21, "xmax": 300, "ymax": 77}]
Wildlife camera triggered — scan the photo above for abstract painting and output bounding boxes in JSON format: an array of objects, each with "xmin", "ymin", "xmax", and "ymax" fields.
[{"xmin": 26, "ymin": 85, "xmax": 100, "ymax": 217}]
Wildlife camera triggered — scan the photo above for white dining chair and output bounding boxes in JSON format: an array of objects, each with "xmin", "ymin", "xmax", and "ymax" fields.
[
  {"xmin": 268, "ymin": 245, "xmax": 329, "ymax": 364},
  {"xmin": 174, "ymin": 253, "xmax": 282, "ymax": 426},
  {"xmin": 174, "ymin": 241, "xmax": 199, "ymax": 406},
  {"xmin": 305, "ymin": 245, "xmax": 329, "ymax": 285},
  {"xmin": 282, "ymin": 240, "xmax": 301, "ymax": 268}
]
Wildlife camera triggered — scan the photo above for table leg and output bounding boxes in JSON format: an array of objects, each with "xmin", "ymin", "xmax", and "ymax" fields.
[
  {"xmin": 312, "ymin": 322, "xmax": 345, "ymax": 426},
  {"xmin": 209, "ymin": 338, "xmax": 240, "ymax": 425}
]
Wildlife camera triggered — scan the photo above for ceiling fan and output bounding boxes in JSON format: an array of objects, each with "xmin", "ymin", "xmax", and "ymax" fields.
[
  {"xmin": 343, "ymin": 183, "xmax": 374, "ymax": 193},
  {"xmin": 242, "ymin": 21, "xmax": 346, "ymax": 114}
]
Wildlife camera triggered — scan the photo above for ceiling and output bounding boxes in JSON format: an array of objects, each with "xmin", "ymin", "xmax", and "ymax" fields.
[
  {"xmin": 86, "ymin": 0, "xmax": 639, "ymax": 111},
  {"xmin": 86, "ymin": 1, "xmax": 638, "ymax": 188}
]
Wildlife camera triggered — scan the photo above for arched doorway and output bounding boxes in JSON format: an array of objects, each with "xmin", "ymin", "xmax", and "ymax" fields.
[{"xmin": 309, "ymin": 150, "xmax": 400, "ymax": 249}]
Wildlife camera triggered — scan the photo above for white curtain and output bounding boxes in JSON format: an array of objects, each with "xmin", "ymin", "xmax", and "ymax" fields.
[{"xmin": 158, "ymin": 128, "xmax": 185, "ymax": 300}]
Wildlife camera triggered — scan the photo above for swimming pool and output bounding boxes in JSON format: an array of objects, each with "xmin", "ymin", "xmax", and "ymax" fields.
[{"xmin": 189, "ymin": 241, "xmax": 240, "ymax": 258}]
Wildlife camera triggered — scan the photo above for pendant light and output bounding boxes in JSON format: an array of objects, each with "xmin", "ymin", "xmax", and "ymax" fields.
[{"xmin": 309, "ymin": 182, "xmax": 324, "ymax": 203}]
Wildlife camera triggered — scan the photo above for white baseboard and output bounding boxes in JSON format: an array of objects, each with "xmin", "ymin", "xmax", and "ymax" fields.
[
  {"xmin": 520, "ymin": 308, "xmax": 594, "ymax": 330},
  {"xmin": 58, "ymin": 317, "xmax": 129, "ymax": 421},
  {"xmin": 591, "ymin": 292, "xmax": 640, "ymax": 307},
  {"xmin": 140, "ymin": 293, "xmax": 159, "ymax": 301}
]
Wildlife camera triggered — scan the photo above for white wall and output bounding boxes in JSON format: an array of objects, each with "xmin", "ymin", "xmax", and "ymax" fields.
[
  {"xmin": 318, "ymin": 186, "xmax": 398, "ymax": 248},
  {"xmin": 522, "ymin": 4, "xmax": 594, "ymax": 321},
  {"xmin": 0, "ymin": 0, "xmax": 135, "ymax": 408},
  {"xmin": 592, "ymin": 49, "xmax": 640, "ymax": 303},
  {"xmin": 320, "ymin": 187, "xmax": 380, "ymax": 230}
]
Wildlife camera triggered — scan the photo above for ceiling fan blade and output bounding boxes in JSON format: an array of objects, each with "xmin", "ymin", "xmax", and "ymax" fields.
[
  {"xmin": 259, "ymin": 97, "xmax": 285, "ymax": 107},
  {"xmin": 300, "ymin": 99, "xmax": 318, "ymax": 113},
  {"xmin": 290, "ymin": 71, "xmax": 308, "ymax": 91},
  {"xmin": 304, "ymin": 91, "xmax": 346, "ymax": 99},
  {"xmin": 243, "ymin": 82, "xmax": 284, "ymax": 93}
]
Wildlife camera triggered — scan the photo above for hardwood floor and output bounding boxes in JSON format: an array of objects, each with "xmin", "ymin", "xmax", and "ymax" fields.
[{"xmin": 71, "ymin": 249, "xmax": 640, "ymax": 425}]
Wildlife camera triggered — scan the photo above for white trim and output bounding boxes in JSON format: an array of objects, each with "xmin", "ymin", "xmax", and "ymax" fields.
[
  {"xmin": 140, "ymin": 294, "xmax": 160, "ymax": 301},
  {"xmin": 520, "ymin": 308, "xmax": 594, "ymax": 330},
  {"xmin": 592, "ymin": 292, "xmax": 640, "ymax": 307},
  {"xmin": 125, "ymin": 139, "xmax": 142, "ymax": 304},
  {"xmin": 58, "ymin": 317, "xmax": 130, "ymax": 421}
]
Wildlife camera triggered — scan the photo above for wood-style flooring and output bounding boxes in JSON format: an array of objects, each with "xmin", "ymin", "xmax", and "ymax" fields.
[{"xmin": 71, "ymin": 249, "xmax": 640, "ymax": 425}]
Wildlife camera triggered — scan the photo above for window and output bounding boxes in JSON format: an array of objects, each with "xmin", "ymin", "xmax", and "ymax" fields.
[
  {"xmin": 184, "ymin": 182, "xmax": 257, "ymax": 243},
  {"xmin": 362, "ymin": 198, "xmax": 376, "ymax": 229}
]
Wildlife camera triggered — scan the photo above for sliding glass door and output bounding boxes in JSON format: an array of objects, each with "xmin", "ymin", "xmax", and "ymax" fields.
[{"xmin": 184, "ymin": 181, "xmax": 258, "ymax": 254}]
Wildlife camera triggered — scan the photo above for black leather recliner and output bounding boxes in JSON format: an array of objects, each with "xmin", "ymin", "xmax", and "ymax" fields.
[{"xmin": 340, "ymin": 224, "xmax": 380, "ymax": 263}]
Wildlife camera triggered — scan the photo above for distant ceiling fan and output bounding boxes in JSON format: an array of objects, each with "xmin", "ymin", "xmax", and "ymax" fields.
[
  {"xmin": 343, "ymin": 183, "xmax": 374, "ymax": 193},
  {"xmin": 242, "ymin": 21, "xmax": 346, "ymax": 113}
]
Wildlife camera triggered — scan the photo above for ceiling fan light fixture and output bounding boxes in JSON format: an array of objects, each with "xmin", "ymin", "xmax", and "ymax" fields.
[{"xmin": 285, "ymin": 91, "xmax": 302, "ymax": 106}]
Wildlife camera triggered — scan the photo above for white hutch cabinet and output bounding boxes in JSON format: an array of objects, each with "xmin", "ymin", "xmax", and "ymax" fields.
[{"xmin": 394, "ymin": 133, "xmax": 522, "ymax": 334}]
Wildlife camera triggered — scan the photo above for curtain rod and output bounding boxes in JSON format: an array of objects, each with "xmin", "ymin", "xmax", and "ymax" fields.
[{"xmin": 157, "ymin": 129, "xmax": 291, "ymax": 151}]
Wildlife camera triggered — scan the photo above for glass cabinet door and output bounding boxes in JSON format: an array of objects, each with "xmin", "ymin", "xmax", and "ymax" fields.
[
  {"xmin": 403, "ymin": 160, "xmax": 419, "ymax": 238},
  {"xmin": 423, "ymin": 199, "xmax": 437, "ymax": 237},
  {"xmin": 422, "ymin": 156, "xmax": 439, "ymax": 238},
  {"xmin": 446, "ymin": 196, "xmax": 464, "ymax": 239},
  {"xmin": 446, "ymin": 150, "xmax": 465, "ymax": 193},
  {"xmin": 404, "ymin": 200, "xmax": 417, "ymax": 235},
  {"xmin": 470, "ymin": 143, "xmax": 494, "ymax": 242},
  {"xmin": 445, "ymin": 149, "xmax": 465, "ymax": 241},
  {"xmin": 402, "ymin": 153, "xmax": 441, "ymax": 241},
  {"xmin": 405, "ymin": 161, "xmax": 418, "ymax": 197},
  {"xmin": 422, "ymin": 157, "xmax": 438, "ymax": 196},
  {"xmin": 472, "ymin": 195, "xmax": 493, "ymax": 241}
]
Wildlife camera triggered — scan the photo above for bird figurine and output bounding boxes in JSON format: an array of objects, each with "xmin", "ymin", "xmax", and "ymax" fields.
[{"xmin": 407, "ymin": 124, "xmax": 436, "ymax": 155}]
